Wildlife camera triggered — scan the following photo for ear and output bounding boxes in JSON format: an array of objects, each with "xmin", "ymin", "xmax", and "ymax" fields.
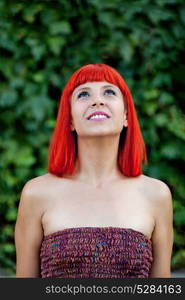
[
  {"xmin": 70, "ymin": 119, "xmax": 75, "ymax": 131},
  {"xmin": 71, "ymin": 124, "xmax": 75, "ymax": 131},
  {"xmin": 124, "ymin": 119, "xmax": 128, "ymax": 127},
  {"xmin": 123, "ymin": 112, "xmax": 128, "ymax": 127}
]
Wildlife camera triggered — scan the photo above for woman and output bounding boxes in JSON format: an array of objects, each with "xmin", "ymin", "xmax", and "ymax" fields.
[{"xmin": 15, "ymin": 63, "xmax": 173, "ymax": 278}]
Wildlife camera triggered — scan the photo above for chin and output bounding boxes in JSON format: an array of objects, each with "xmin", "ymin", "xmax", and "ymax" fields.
[{"xmin": 79, "ymin": 130, "xmax": 120, "ymax": 137}]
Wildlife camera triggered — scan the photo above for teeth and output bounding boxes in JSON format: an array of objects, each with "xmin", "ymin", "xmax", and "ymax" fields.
[{"xmin": 89, "ymin": 114, "xmax": 108, "ymax": 120}]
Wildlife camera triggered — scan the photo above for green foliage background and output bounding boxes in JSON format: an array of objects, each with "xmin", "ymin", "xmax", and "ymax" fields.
[{"xmin": 0, "ymin": 0, "xmax": 185, "ymax": 276}]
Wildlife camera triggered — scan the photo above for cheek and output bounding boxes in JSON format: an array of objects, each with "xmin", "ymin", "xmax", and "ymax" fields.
[
  {"xmin": 71, "ymin": 103, "xmax": 86, "ymax": 123},
  {"xmin": 114, "ymin": 103, "xmax": 125, "ymax": 117},
  {"xmin": 114, "ymin": 107, "xmax": 126, "ymax": 127}
]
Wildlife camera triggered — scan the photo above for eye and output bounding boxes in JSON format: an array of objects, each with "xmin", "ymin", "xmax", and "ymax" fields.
[
  {"xmin": 77, "ymin": 91, "xmax": 89, "ymax": 99},
  {"xmin": 104, "ymin": 89, "xmax": 116, "ymax": 96}
]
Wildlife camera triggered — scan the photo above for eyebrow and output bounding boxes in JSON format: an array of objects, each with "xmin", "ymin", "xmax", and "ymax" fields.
[{"xmin": 74, "ymin": 85, "xmax": 117, "ymax": 95}]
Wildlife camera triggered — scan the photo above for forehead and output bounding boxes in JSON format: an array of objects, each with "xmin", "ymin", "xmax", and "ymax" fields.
[{"xmin": 72, "ymin": 81, "xmax": 120, "ymax": 95}]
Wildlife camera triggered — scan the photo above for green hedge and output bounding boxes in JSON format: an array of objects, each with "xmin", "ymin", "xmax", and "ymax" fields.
[{"xmin": 0, "ymin": 0, "xmax": 185, "ymax": 275}]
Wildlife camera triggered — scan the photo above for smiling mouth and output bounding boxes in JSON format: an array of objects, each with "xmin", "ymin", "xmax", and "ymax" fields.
[{"xmin": 88, "ymin": 115, "xmax": 110, "ymax": 121}]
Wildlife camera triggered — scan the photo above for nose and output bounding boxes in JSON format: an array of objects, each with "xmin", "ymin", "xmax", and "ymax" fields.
[{"xmin": 91, "ymin": 99, "xmax": 105, "ymax": 107}]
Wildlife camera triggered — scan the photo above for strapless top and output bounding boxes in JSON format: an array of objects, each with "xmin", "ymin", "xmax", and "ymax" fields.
[{"xmin": 40, "ymin": 227, "xmax": 153, "ymax": 278}]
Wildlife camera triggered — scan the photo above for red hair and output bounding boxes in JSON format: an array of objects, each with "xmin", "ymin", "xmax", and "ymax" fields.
[{"xmin": 48, "ymin": 63, "xmax": 148, "ymax": 177}]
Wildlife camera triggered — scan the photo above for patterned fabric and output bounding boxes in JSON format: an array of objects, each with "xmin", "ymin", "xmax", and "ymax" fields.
[{"xmin": 40, "ymin": 227, "xmax": 153, "ymax": 278}]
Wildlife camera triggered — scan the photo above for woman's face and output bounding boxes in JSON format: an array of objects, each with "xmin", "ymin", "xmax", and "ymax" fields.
[{"xmin": 70, "ymin": 81, "xmax": 128, "ymax": 137}]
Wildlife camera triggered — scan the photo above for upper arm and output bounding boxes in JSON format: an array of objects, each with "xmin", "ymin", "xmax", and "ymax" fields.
[
  {"xmin": 149, "ymin": 181, "xmax": 174, "ymax": 278},
  {"xmin": 14, "ymin": 179, "xmax": 44, "ymax": 277}
]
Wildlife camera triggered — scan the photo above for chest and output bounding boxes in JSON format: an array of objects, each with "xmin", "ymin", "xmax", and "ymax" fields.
[{"xmin": 41, "ymin": 178, "xmax": 154, "ymax": 236}]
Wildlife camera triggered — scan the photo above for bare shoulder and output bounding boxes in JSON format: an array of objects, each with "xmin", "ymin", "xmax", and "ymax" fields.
[
  {"xmin": 21, "ymin": 171, "xmax": 63, "ymax": 201},
  {"xmin": 141, "ymin": 173, "xmax": 169, "ymax": 187},
  {"xmin": 23, "ymin": 172, "xmax": 56, "ymax": 190},
  {"xmin": 19, "ymin": 173, "xmax": 52, "ymax": 215},
  {"xmin": 141, "ymin": 174, "xmax": 173, "ymax": 213},
  {"xmin": 22, "ymin": 173, "xmax": 48, "ymax": 197},
  {"xmin": 142, "ymin": 174, "xmax": 172, "ymax": 196}
]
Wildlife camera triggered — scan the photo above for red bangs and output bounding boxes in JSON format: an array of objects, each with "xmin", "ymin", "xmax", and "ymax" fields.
[
  {"xmin": 64, "ymin": 64, "xmax": 129, "ymax": 101},
  {"xmin": 71, "ymin": 64, "xmax": 121, "ymax": 87}
]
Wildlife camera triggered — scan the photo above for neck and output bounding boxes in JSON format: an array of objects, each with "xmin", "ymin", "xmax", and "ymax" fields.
[{"xmin": 73, "ymin": 134, "xmax": 124, "ymax": 187}]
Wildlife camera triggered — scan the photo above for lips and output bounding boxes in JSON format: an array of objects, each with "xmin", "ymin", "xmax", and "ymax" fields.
[{"xmin": 86, "ymin": 111, "xmax": 110, "ymax": 120}]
